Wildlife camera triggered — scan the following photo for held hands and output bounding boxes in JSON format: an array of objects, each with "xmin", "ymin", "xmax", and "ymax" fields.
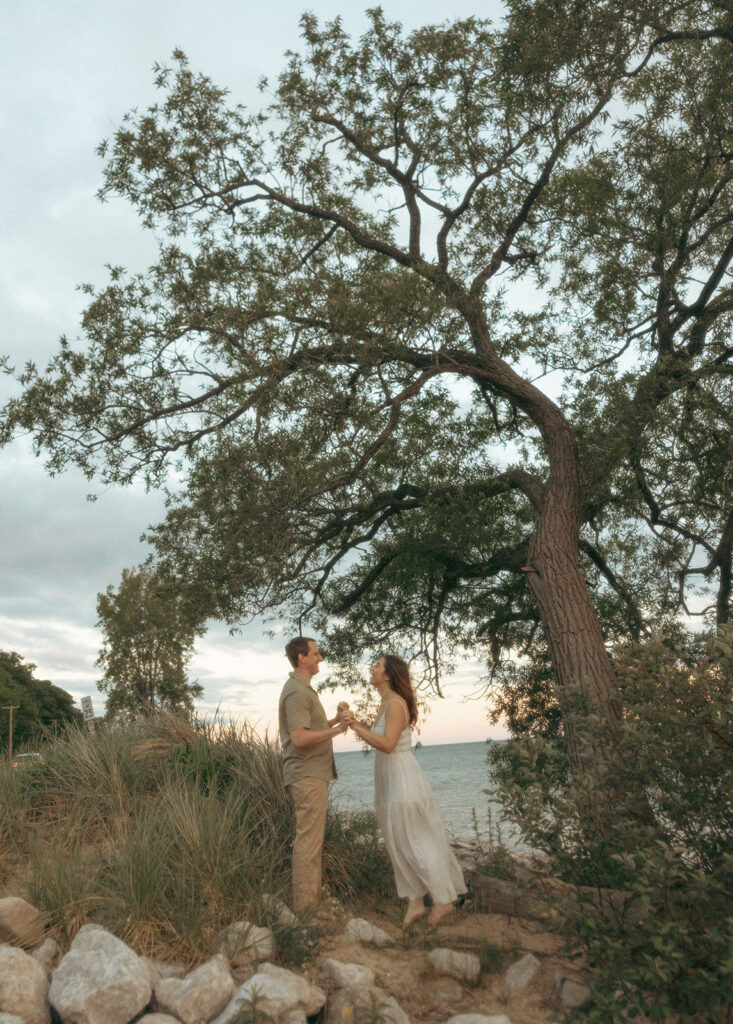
[
  {"xmin": 335, "ymin": 702, "xmax": 352, "ymax": 733},
  {"xmin": 336, "ymin": 701, "xmax": 357, "ymax": 732}
]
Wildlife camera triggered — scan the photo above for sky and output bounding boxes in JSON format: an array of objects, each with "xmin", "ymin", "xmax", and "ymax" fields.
[{"xmin": 0, "ymin": 0, "xmax": 510, "ymax": 749}]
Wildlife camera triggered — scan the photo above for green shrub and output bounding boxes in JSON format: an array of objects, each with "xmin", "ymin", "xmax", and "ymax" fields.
[
  {"xmin": 489, "ymin": 628, "xmax": 733, "ymax": 1024},
  {"xmin": 472, "ymin": 805, "xmax": 519, "ymax": 882},
  {"xmin": 324, "ymin": 806, "xmax": 395, "ymax": 903}
]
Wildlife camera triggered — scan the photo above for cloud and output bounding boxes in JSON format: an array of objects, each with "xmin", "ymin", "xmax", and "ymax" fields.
[
  {"xmin": 0, "ymin": 437, "xmax": 165, "ymax": 624},
  {"xmin": 0, "ymin": 0, "xmax": 505, "ymax": 746}
]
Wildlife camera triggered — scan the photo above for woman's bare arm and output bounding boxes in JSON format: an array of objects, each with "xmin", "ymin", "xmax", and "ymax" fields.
[{"xmin": 347, "ymin": 700, "xmax": 407, "ymax": 753}]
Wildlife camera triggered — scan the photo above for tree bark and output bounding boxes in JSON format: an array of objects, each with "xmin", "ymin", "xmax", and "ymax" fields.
[
  {"xmin": 525, "ymin": 515, "xmax": 622, "ymax": 759},
  {"xmin": 468, "ymin": 317, "xmax": 622, "ymax": 762},
  {"xmin": 524, "ymin": 441, "xmax": 622, "ymax": 763}
]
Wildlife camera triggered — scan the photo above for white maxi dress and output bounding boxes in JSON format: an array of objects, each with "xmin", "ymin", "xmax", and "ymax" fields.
[{"xmin": 372, "ymin": 699, "xmax": 466, "ymax": 905}]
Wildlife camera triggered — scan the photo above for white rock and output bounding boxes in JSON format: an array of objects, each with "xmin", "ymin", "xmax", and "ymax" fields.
[
  {"xmin": 282, "ymin": 1013, "xmax": 307, "ymax": 1024},
  {"xmin": 261, "ymin": 894, "xmax": 299, "ymax": 927},
  {"xmin": 504, "ymin": 952, "xmax": 540, "ymax": 989},
  {"xmin": 325, "ymin": 988, "xmax": 409, "ymax": 1024},
  {"xmin": 0, "ymin": 897, "xmax": 46, "ymax": 948},
  {"xmin": 344, "ymin": 917, "xmax": 394, "ymax": 946},
  {"xmin": 445, "ymin": 1016, "xmax": 512, "ymax": 1024},
  {"xmin": 372, "ymin": 994, "xmax": 409, "ymax": 1024},
  {"xmin": 143, "ymin": 958, "xmax": 162, "ymax": 987},
  {"xmin": 559, "ymin": 978, "xmax": 592, "ymax": 1009},
  {"xmin": 217, "ymin": 921, "xmax": 275, "ymax": 963},
  {"xmin": 0, "ymin": 1014, "xmax": 27, "ymax": 1024},
  {"xmin": 320, "ymin": 957, "xmax": 375, "ymax": 993},
  {"xmin": 153, "ymin": 961, "xmax": 189, "ymax": 980},
  {"xmin": 210, "ymin": 962, "xmax": 325, "ymax": 1023},
  {"xmin": 137, "ymin": 1017, "xmax": 183, "ymax": 1024},
  {"xmin": 0, "ymin": 946, "xmax": 50, "ymax": 1024},
  {"xmin": 153, "ymin": 977, "xmax": 183, "ymax": 1013},
  {"xmin": 428, "ymin": 948, "xmax": 481, "ymax": 985},
  {"xmin": 31, "ymin": 936, "xmax": 61, "ymax": 979},
  {"xmin": 160, "ymin": 955, "xmax": 234, "ymax": 1024},
  {"xmin": 49, "ymin": 924, "xmax": 151, "ymax": 1024}
]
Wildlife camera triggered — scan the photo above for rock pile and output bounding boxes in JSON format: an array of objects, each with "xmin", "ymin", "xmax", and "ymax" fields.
[{"xmin": 0, "ymin": 890, "xmax": 591, "ymax": 1023}]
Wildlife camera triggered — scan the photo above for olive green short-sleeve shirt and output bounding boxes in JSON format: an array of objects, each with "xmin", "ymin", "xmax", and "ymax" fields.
[{"xmin": 278, "ymin": 671, "xmax": 336, "ymax": 785}]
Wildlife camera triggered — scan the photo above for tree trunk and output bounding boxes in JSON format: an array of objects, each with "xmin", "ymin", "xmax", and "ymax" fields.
[
  {"xmin": 524, "ymin": 441, "xmax": 622, "ymax": 765},
  {"xmin": 470, "ymin": 315, "xmax": 623, "ymax": 762},
  {"xmin": 716, "ymin": 509, "xmax": 733, "ymax": 626},
  {"xmin": 525, "ymin": 526, "xmax": 622, "ymax": 758}
]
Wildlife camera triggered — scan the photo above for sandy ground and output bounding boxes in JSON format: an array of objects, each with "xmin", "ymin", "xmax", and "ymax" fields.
[{"xmin": 2, "ymin": 856, "xmax": 584, "ymax": 1022}]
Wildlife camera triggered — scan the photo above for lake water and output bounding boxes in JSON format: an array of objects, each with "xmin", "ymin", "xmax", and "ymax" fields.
[{"xmin": 332, "ymin": 739, "xmax": 524, "ymax": 847}]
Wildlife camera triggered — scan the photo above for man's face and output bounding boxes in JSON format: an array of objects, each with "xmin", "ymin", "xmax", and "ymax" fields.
[{"xmin": 299, "ymin": 640, "xmax": 323, "ymax": 678}]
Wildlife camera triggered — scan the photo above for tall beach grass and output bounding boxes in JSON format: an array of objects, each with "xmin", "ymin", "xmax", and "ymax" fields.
[{"xmin": 0, "ymin": 715, "xmax": 393, "ymax": 959}]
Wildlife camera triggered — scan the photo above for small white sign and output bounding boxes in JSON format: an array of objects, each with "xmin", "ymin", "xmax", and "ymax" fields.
[{"xmin": 80, "ymin": 696, "xmax": 94, "ymax": 721}]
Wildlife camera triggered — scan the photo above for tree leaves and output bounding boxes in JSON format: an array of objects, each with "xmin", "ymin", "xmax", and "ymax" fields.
[{"xmin": 1, "ymin": 3, "xmax": 732, "ymax": 698}]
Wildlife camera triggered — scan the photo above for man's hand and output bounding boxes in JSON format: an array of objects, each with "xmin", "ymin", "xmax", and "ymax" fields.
[
  {"xmin": 290, "ymin": 721, "xmax": 347, "ymax": 748},
  {"xmin": 328, "ymin": 701, "xmax": 351, "ymax": 729}
]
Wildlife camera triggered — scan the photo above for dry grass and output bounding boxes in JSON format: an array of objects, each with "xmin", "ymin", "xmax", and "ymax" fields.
[{"xmin": 1, "ymin": 714, "xmax": 393, "ymax": 960}]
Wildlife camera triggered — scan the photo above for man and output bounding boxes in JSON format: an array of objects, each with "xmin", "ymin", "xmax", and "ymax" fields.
[{"xmin": 278, "ymin": 636, "xmax": 347, "ymax": 915}]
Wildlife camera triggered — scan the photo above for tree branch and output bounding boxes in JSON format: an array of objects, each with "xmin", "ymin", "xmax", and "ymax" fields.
[
  {"xmin": 579, "ymin": 538, "xmax": 645, "ymax": 639},
  {"xmin": 469, "ymin": 92, "xmax": 612, "ymax": 295}
]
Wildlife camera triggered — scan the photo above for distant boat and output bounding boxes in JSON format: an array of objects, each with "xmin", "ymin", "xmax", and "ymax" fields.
[{"xmin": 414, "ymin": 740, "xmax": 422, "ymax": 749}]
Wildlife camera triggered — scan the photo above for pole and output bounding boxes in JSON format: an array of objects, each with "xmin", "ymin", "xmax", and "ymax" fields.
[{"xmin": 3, "ymin": 705, "xmax": 20, "ymax": 762}]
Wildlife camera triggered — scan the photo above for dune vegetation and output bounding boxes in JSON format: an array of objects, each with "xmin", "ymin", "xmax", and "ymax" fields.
[{"xmin": 0, "ymin": 714, "xmax": 393, "ymax": 961}]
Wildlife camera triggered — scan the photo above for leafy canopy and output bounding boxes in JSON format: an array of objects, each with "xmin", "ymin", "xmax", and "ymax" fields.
[
  {"xmin": 96, "ymin": 566, "xmax": 204, "ymax": 719},
  {"xmin": 1, "ymin": 3, "xmax": 732, "ymax": 693},
  {"xmin": 0, "ymin": 651, "xmax": 83, "ymax": 750}
]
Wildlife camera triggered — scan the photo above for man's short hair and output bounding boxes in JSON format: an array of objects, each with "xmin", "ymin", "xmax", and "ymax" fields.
[{"xmin": 285, "ymin": 636, "xmax": 316, "ymax": 668}]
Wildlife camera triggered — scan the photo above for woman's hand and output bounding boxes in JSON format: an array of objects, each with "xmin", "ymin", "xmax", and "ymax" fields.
[
  {"xmin": 348, "ymin": 700, "xmax": 405, "ymax": 753},
  {"xmin": 331, "ymin": 702, "xmax": 352, "ymax": 731}
]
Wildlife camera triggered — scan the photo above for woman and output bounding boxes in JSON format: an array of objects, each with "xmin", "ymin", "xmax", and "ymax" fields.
[{"xmin": 344, "ymin": 654, "xmax": 466, "ymax": 926}]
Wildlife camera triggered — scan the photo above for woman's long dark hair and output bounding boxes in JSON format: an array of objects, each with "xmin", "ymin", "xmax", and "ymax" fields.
[{"xmin": 382, "ymin": 654, "xmax": 418, "ymax": 726}]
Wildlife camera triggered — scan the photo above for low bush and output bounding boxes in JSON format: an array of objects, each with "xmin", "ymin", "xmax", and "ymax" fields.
[{"xmin": 489, "ymin": 628, "xmax": 733, "ymax": 1024}]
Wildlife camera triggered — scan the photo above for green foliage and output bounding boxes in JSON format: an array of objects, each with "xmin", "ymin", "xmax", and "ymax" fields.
[
  {"xmin": 29, "ymin": 840, "xmax": 97, "ymax": 944},
  {"xmin": 1, "ymin": 714, "xmax": 392, "ymax": 959},
  {"xmin": 490, "ymin": 628, "xmax": 733, "ymax": 1023},
  {"xmin": 472, "ymin": 805, "xmax": 519, "ymax": 883},
  {"xmin": 487, "ymin": 644, "xmax": 563, "ymax": 742},
  {"xmin": 324, "ymin": 806, "xmax": 395, "ymax": 904},
  {"xmin": 96, "ymin": 565, "xmax": 204, "ymax": 719},
  {"xmin": 0, "ymin": 650, "xmax": 82, "ymax": 753},
  {"xmin": 3, "ymin": 4, "xmax": 732, "ymax": 707},
  {"xmin": 353, "ymin": 992, "xmax": 395, "ymax": 1024},
  {"xmin": 267, "ymin": 919, "xmax": 321, "ymax": 970}
]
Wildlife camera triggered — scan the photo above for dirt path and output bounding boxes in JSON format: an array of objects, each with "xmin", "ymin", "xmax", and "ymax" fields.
[{"xmin": 307, "ymin": 899, "xmax": 582, "ymax": 1023}]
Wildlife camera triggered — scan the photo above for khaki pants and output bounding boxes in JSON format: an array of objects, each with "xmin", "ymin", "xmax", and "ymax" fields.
[{"xmin": 288, "ymin": 777, "xmax": 329, "ymax": 915}]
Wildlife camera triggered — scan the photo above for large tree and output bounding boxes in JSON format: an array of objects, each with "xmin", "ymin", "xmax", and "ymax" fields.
[
  {"xmin": 0, "ymin": 651, "xmax": 82, "ymax": 751},
  {"xmin": 2, "ymin": 2, "xmax": 732, "ymax": 760},
  {"xmin": 96, "ymin": 566, "xmax": 203, "ymax": 719}
]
